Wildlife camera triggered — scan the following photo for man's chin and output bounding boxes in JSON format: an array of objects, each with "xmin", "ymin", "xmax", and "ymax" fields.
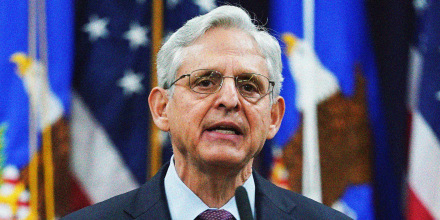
[{"xmin": 199, "ymin": 153, "xmax": 249, "ymax": 170}]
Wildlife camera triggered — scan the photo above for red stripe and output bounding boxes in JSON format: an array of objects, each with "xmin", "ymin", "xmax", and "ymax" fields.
[
  {"xmin": 70, "ymin": 176, "xmax": 92, "ymax": 212},
  {"xmin": 407, "ymin": 188, "xmax": 434, "ymax": 220},
  {"xmin": 4, "ymin": 179, "xmax": 20, "ymax": 185},
  {"xmin": 17, "ymin": 201, "xmax": 29, "ymax": 207}
]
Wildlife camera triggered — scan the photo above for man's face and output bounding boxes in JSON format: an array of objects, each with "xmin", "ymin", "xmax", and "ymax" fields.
[{"xmin": 163, "ymin": 27, "xmax": 283, "ymax": 171}]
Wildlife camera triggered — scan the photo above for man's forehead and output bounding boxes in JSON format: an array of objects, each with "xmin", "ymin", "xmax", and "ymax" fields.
[{"xmin": 178, "ymin": 27, "xmax": 268, "ymax": 74}]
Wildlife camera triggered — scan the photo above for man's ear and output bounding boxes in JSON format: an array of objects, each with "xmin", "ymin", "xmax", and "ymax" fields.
[
  {"xmin": 148, "ymin": 87, "xmax": 170, "ymax": 132},
  {"xmin": 267, "ymin": 96, "xmax": 285, "ymax": 139}
]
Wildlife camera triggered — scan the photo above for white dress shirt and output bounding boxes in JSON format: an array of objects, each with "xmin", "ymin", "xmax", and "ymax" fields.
[{"xmin": 164, "ymin": 156, "xmax": 256, "ymax": 220}]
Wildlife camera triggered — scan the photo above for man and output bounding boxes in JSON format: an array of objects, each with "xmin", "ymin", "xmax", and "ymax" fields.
[{"xmin": 63, "ymin": 5, "xmax": 351, "ymax": 220}]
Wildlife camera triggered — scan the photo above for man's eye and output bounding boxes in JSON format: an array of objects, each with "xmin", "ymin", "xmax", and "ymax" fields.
[
  {"xmin": 193, "ymin": 77, "xmax": 217, "ymax": 90},
  {"xmin": 240, "ymin": 82, "xmax": 259, "ymax": 94},
  {"xmin": 197, "ymin": 79, "xmax": 214, "ymax": 87}
]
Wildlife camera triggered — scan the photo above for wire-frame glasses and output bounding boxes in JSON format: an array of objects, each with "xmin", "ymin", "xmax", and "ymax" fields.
[{"xmin": 168, "ymin": 69, "xmax": 274, "ymax": 102}]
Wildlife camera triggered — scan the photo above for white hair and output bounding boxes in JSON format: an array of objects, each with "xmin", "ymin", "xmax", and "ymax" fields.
[{"xmin": 156, "ymin": 5, "xmax": 283, "ymax": 99}]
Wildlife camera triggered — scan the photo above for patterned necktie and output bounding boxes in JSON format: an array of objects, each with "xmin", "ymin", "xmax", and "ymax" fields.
[{"xmin": 196, "ymin": 209, "xmax": 236, "ymax": 220}]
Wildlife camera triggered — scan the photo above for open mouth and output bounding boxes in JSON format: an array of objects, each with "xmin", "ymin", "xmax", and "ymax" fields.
[{"xmin": 206, "ymin": 125, "xmax": 243, "ymax": 135}]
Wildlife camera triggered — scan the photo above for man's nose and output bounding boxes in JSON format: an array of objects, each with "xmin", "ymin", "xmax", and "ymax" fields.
[{"xmin": 215, "ymin": 77, "xmax": 240, "ymax": 110}]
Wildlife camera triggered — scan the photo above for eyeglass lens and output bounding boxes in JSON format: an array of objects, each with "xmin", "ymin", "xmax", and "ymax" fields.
[{"xmin": 189, "ymin": 70, "xmax": 270, "ymax": 99}]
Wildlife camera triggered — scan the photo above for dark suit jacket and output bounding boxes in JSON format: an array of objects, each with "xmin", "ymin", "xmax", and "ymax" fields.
[{"xmin": 62, "ymin": 163, "xmax": 351, "ymax": 220}]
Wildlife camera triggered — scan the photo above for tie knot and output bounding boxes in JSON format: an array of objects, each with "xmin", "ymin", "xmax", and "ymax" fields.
[{"xmin": 196, "ymin": 209, "xmax": 235, "ymax": 220}]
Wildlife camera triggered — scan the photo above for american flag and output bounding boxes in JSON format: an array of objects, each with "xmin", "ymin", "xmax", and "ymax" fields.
[
  {"xmin": 407, "ymin": 0, "xmax": 440, "ymax": 219},
  {"xmin": 71, "ymin": 0, "xmax": 218, "ymax": 211}
]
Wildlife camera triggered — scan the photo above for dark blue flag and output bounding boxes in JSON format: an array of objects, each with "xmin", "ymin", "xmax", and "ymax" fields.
[
  {"xmin": 0, "ymin": 0, "xmax": 73, "ymax": 217},
  {"xmin": 270, "ymin": 0, "xmax": 389, "ymax": 219}
]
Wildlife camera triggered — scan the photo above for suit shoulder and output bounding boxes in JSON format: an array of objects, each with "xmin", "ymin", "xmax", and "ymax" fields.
[
  {"xmin": 286, "ymin": 190, "xmax": 352, "ymax": 220},
  {"xmin": 254, "ymin": 173, "xmax": 351, "ymax": 220}
]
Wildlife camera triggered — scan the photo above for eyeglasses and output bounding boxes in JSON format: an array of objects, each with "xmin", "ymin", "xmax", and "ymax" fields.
[{"xmin": 168, "ymin": 69, "xmax": 275, "ymax": 102}]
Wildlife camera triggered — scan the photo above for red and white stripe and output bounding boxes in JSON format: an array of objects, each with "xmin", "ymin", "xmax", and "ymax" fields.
[
  {"xmin": 407, "ymin": 111, "xmax": 440, "ymax": 219},
  {"xmin": 406, "ymin": 44, "xmax": 440, "ymax": 220},
  {"xmin": 69, "ymin": 93, "xmax": 139, "ymax": 209}
]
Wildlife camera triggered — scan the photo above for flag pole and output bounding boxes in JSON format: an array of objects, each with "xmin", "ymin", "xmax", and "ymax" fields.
[
  {"xmin": 38, "ymin": 0, "xmax": 56, "ymax": 218},
  {"xmin": 28, "ymin": 0, "xmax": 40, "ymax": 217},
  {"xmin": 149, "ymin": 0, "xmax": 164, "ymax": 178},
  {"xmin": 301, "ymin": 0, "xmax": 322, "ymax": 203}
]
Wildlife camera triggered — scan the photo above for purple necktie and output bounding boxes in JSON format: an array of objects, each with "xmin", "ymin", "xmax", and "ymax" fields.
[{"xmin": 196, "ymin": 209, "xmax": 236, "ymax": 220}]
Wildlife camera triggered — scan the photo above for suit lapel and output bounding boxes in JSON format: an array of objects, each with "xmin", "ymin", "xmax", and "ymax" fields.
[
  {"xmin": 254, "ymin": 171, "xmax": 297, "ymax": 220},
  {"xmin": 122, "ymin": 164, "xmax": 298, "ymax": 219},
  {"xmin": 123, "ymin": 163, "xmax": 172, "ymax": 220}
]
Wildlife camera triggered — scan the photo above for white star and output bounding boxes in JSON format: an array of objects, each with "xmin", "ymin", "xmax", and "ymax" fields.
[
  {"xmin": 167, "ymin": 0, "xmax": 180, "ymax": 9},
  {"xmin": 117, "ymin": 70, "xmax": 145, "ymax": 96},
  {"xmin": 193, "ymin": 0, "xmax": 216, "ymax": 13},
  {"xmin": 414, "ymin": 0, "xmax": 429, "ymax": 11},
  {"xmin": 83, "ymin": 15, "xmax": 110, "ymax": 42},
  {"xmin": 123, "ymin": 22, "xmax": 149, "ymax": 50}
]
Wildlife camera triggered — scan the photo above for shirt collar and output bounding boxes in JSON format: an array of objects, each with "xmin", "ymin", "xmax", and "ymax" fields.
[{"xmin": 164, "ymin": 155, "xmax": 256, "ymax": 220}]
